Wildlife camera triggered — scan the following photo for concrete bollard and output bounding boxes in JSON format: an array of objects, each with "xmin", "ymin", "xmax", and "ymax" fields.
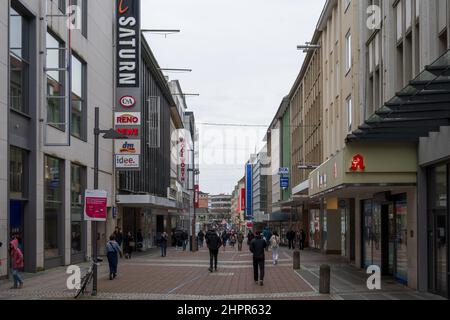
[
  {"xmin": 293, "ymin": 249, "xmax": 300, "ymax": 270},
  {"xmin": 319, "ymin": 264, "xmax": 331, "ymax": 294}
]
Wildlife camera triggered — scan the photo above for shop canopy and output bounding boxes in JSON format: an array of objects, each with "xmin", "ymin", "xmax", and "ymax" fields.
[{"xmin": 347, "ymin": 50, "xmax": 450, "ymax": 142}]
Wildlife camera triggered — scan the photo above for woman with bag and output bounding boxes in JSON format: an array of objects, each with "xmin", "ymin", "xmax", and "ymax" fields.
[
  {"xmin": 124, "ymin": 231, "xmax": 135, "ymax": 259},
  {"xmin": 10, "ymin": 238, "xmax": 24, "ymax": 289},
  {"xmin": 106, "ymin": 235, "xmax": 121, "ymax": 280},
  {"xmin": 269, "ymin": 232, "xmax": 281, "ymax": 265}
]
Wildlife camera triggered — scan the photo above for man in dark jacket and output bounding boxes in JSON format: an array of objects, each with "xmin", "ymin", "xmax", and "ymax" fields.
[
  {"xmin": 250, "ymin": 231, "xmax": 267, "ymax": 286},
  {"xmin": 286, "ymin": 230, "xmax": 294, "ymax": 250},
  {"xmin": 205, "ymin": 227, "xmax": 222, "ymax": 272}
]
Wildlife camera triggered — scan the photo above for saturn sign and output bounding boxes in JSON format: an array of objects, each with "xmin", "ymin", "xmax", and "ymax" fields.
[{"xmin": 120, "ymin": 95, "xmax": 136, "ymax": 108}]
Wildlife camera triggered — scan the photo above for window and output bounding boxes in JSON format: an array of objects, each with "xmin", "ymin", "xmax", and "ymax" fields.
[
  {"xmin": 406, "ymin": 0, "xmax": 412, "ymax": 31},
  {"xmin": 71, "ymin": 0, "xmax": 88, "ymax": 38},
  {"xmin": 10, "ymin": 147, "xmax": 27, "ymax": 199},
  {"xmin": 345, "ymin": 31, "xmax": 352, "ymax": 73},
  {"xmin": 44, "ymin": 155, "xmax": 63, "ymax": 259},
  {"xmin": 71, "ymin": 164, "xmax": 85, "ymax": 255},
  {"xmin": 71, "ymin": 54, "xmax": 86, "ymax": 140},
  {"xmin": 9, "ymin": 7, "xmax": 30, "ymax": 114},
  {"xmin": 46, "ymin": 31, "xmax": 66, "ymax": 131},
  {"xmin": 396, "ymin": 2, "xmax": 403, "ymax": 42},
  {"xmin": 346, "ymin": 96, "xmax": 352, "ymax": 133}
]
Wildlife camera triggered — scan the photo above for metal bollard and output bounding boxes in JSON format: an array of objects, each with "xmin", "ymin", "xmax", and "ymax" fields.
[
  {"xmin": 319, "ymin": 264, "xmax": 331, "ymax": 294},
  {"xmin": 293, "ymin": 249, "xmax": 301, "ymax": 270}
]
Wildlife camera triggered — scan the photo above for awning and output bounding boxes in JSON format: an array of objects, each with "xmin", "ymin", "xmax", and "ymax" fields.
[
  {"xmin": 347, "ymin": 50, "xmax": 450, "ymax": 142},
  {"xmin": 117, "ymin": 194, "xmax": 177, "ymax": 209}
]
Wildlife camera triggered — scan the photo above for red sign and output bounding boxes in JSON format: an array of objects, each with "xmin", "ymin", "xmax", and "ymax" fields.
[
  {"xmin": 84, "ymin": 190, "xmax": 108, "ymax": 222},
  {"xmin": 119, "ymin": 95, "xmax": 136, "ymax": 108},
  {"xmin": 240, "ymin": 188, "xmax": 246, "ymax": 212},
  {"xmin": 180, "ymin": 138, "xmax": 186, "ymax": 182},
  {"xmin": 194, "ymin": 185, "xmax": 200, "ymax": 208},
  {"xmin": 117, "ymin": 128, "xmax": 139, "ymax": 136},
  {"xmin": 116, "ymin": 113, "xmax": 140, "ymax": 124},
  {"xmin": 350, "ymin": 154, "xmax": 366, "ymax": 172}
]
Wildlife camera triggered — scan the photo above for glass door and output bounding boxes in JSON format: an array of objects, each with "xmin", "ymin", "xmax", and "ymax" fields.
[{"xmin": 434, "ymin": 213, "xmax": 448, "ymax": 297}]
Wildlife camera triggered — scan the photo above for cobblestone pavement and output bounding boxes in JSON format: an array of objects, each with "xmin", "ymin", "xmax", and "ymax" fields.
[{"xmin": 0, "ymin": 245, "xmax": 445, "ymax": 300}]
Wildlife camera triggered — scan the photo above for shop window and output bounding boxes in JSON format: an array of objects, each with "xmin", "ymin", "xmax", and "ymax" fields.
[
  {"xmin": 10, "ymin": 146, "xmax": 27, "ymax": 199},
  {"xmin": 44, "ymin": 155, "xmax": 63, "ymax": 259},
  {"xmin": 71, "ymin": 164, "xmax": 85, "ymax": 255}
]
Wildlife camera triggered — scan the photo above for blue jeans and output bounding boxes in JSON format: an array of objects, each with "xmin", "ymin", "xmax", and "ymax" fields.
[
  {"xmin": 107, "ymin": 252, "xmax": 118, "ymax": 275},
  {"xmin": 12, "ymin": 269, "xmax": 23, "ymax": 287},
  {"xmin": 160, "ymin": 245, "xmax": 167, "ymax": 257}
]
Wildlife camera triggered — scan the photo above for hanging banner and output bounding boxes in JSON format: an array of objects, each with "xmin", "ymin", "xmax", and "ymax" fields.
[
  {"xmin": 115, "ymin": 0, "xmax": 141, "ymax": 171},
  {"xmin": 84, "ymin": 190, "xmax": 108, "ymax": 222},
  {"xmin": 194, "ymin": 185, "xmax": 200, "ymax": 209},
  {"xmin": 245, "ymin": 163, "xmax": 253, "ymax": 219}
]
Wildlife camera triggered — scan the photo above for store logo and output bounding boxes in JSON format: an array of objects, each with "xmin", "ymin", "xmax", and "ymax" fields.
[
  {"xmin": 120, "ymin": 142, "xmax": 137, "ymax": 153},
  {"xmin": 117, "ymin": 128, "xmax": 139, "ymax": 136},
  {"xmin": 350, "ymin": 154, "xmax": 366, "ymax": 172},
  {"xmin": 118, "ymin": 0, "xmax": 129, "ymax": 14},
  {"xmin": 119, "ymin": 95, "xmax": 136, "ymax": 108},
  {"xmin": 115, "ymin": 112, "xmax": 141, "ymax": 125},
  {"xmin": 366, "ymin": 265, "xmax": 381, "ymax": 290},
  {"xmin": 66, "ymin": 265, "xmax": 81, "ymax": 290},
  {"xmin": 116, "ymin": 155, "xmax": 139, "ymax": 168}
]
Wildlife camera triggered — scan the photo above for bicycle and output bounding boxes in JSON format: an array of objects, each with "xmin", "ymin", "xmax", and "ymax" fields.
[{"xmin": 74, "ymin": 257, "xmax": 103, "ymax": 299}]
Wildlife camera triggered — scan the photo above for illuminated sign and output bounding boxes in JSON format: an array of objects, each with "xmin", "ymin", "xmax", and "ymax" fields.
[
  {"xmin": 119, "ymin": 95, "xmax": 137, "ymax": 108},
  {"xmin": 115, "ymin": 155, "xmax": 140, "ymax": 168},
  {"xmin": 115, "ymin": 112, "xmax": 141, "ymax": 125},
  {"xmin": 180, "ymin": 138, "xmax": 186, "ymax": 182},
  {"xmin": 115, "ymin": 140, "xmax": 141, "ymax": 155},
  {"xmin": 350, "ymin": 154, "xmax": 366, "ymax": 172},
  {"xmin": 116, "ymin": 128, "xmax": 139, "ymax": 136},
  {"xmin": 116, "ymin": 0, "xmax": 140, "ymax": 87}
]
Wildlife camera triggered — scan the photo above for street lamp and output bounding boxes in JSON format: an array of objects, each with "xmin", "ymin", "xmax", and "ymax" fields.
[{"xmin": 91, "ymin": 107, "xmax": 128, "ymax": 296}]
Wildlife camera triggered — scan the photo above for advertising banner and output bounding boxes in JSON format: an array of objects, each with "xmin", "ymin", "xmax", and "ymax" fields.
[
  {"xmin": 194, "ymin": 185, "xmax": 200, "ymax": 209},
  {"xmin": 115, "ymin": 0, "xmax": 141, "ymax": 171},
  {"xmin": 245, "ymin": 163, "xmax": 253, "ymax": 219},
  {"xmin": 84, "ymin": 190, "xmax": 108, "ymax": 222}
]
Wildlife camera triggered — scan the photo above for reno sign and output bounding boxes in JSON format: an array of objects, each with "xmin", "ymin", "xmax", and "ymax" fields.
[{"xmin": 115, "ymin": 0, "xmax": 141, "ymax": 171}]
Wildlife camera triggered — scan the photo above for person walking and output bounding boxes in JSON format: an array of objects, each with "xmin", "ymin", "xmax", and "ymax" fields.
[
  {"xmin": 300, "ymin": 229, "xmax": 306, "ymax": 250},
  {"xmin": 106, "ymin": 235, "xmax": 121, "ymax": 280},
  {"xmin": 124, "ymin": 231, "xmax": 135, "ymax": 259},
  {"xmin": 160, "ymin": 232, "xmax": 168, "ymax": 257},
  {"xmin": 182, "ymin": 230, "xmax": 188, "ymax": 251},
  {"xmin": 174, "ymin": 229, "xmax": 182, "ymax": 250},
  {"xmin": 250, "ymin": 231, "xmax": 267, "ymax": 286},
  {"xmin": 114, "ymin": 227, "xmax": 124, "ymax": 257},
  {"xmin": 221, "ymin": 230, "xmax": 228, "ymax": 252},
  {"xmin": 205, "ymin": 227, "xmax": 222, "ymax": 272},
  {"xmin": 237, "ymin": 232, "xmax": 244, "ymax": 251},
  {"xmin": 9, "ymin": 238, "xmax": 24, "ymax": 289},
  {"xmin": 197, "ymin": 230, "xmax": 205, "ymax": 248},
  {"xmin": 247, "ymin": 230, "xmax": 255, "ymax": 246},
  {"xmin": 269, "ymin": 232, "xmax": 281, "ymax": 265},
  {"xmin": 286, "ymin": 229, "xmax": 294, "ymax": 250},
  {"xmin": 229, "ymin": 232, "xmax": 236, "ymax": 249}
]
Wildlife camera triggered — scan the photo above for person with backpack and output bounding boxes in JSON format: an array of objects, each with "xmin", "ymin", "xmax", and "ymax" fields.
[
  {"xmin": 269, "ymin": 231, "xmax": 281, "ymax": 265},
  {"xmin": 106, "ymin": 235, "xmax": 121, "ymax": 280},
  {"xmin": 10, "ymin": 238, "xmax": 24, "ymax": 289}
]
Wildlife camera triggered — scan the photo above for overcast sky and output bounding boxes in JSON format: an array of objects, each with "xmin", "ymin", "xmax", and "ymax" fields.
[{"xmin": 142, "ymin": 0, "xmax": 326, "ymax": 195}]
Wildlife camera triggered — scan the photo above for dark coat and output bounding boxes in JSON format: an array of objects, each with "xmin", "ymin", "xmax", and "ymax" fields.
[
  {"xmin": 250, "ymin": 236, "xmax": 267, "ymax": 259},
  {"xmin": 205, "ymin": 231, "xmax": 222, "ymax": 250}
]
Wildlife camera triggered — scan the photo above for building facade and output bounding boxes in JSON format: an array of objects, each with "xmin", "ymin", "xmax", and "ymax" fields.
[{"xmin": 1, "ymin": 0, "xmax": 117, "ymax": 276}]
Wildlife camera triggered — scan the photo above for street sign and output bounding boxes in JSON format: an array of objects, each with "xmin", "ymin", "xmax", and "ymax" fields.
[
  {"xmin": 279, "ymin": 167, "xmax": 290, "ymax": 175},
  {"xmin": 280, "ymin": 176, "xmax": 289, "ymax": 189},
  {"xmin": 84, "ymin": 190, "xmax": 108, "ymax": 222}
]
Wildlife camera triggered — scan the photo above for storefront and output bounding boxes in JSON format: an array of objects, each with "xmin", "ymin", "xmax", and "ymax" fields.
[
  {"xmin": 418, "ymin": 127, "xmax": 450, "ymax": 298},
  {"xmin": 309, "ymin": 142, "xmax": 417, "ymax": 284}
]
